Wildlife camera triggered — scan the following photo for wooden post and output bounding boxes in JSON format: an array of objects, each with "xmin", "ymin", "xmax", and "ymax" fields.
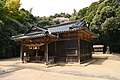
[
  {"xmin": 20, "ymin": 44, "xmax": 23, "ymax": 62},
  {"xmin": 36, "ymin": 49, "xmax": 38, "ymax": 57},
  {"xmin": 55, "ymin": 41, "xmax": 56, "ymax": 55},
  {"xmin": 77, "ymin": 39, "xmax": 80, "ymax": 63},
  {"xmin": 45, "ymin": 43, "xmax": 48, "ymax": 64},
  {"xmin": 83, "ymin": 41, "xmax": 85, "ymax": 61}
]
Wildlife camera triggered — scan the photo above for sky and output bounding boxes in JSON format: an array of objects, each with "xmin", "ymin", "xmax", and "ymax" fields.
[{"xmin": 20, "ymin": 0, "xmax": 99, "ymax": 17}]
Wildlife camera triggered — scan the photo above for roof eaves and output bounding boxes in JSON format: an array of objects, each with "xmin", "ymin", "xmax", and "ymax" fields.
[{"xmin": 12, "ymin": 34, "xmax": 46, "ymax": 40}]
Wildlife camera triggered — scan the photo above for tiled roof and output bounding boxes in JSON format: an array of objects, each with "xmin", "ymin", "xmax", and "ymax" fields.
[
  {"xmin": 48, "ymin": 23, "xmax": 74, "ymax": 33},
  {"xmin": 47, "ymin": 19, "xmax": 87, "ymax": 33},
  {"xmin": 12, "ymin": 19, "xmax": 88, "ymax": 40},
  {"xmin": 12, "ymin": 33, "xmax": 57, "ymax": 40},
  {"xmin": 12, "ymin": 33, "xmax": 45, "ymax": 40}
]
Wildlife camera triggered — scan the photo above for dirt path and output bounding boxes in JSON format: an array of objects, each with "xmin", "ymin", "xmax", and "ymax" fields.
[
  {"xmin": 0, "ymin": 54, "xmax": 120, "ymax": 80},
  {"xmin": 0, "ymin": 68, "xmax": 110, "ymax": 80}
]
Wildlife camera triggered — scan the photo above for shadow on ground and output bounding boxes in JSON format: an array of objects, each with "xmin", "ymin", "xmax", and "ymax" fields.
[
  {"xmin": 91, "ymin": 54, "xmax": 108, "ymax": 65},
  {"xmin": 91, "ymin": 58, "xmax": 107, "ymax": 65}
]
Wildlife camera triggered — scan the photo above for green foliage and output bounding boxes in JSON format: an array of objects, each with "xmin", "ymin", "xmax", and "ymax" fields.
[
  {"xmin": 0, "ymin": 0, "xmax": 4, "ymax": 7},
  {"xmin": 37, "ymin": 16, "xmax": 55, "ymax": 27},
  {"xmin": 116, "ymin": 6, "xmax": 120, "ymax": 17},
  {"xmin": 52, "ymin": 12, "xmax": 71, "ymax": 18},
  {"xmin": 0, "ymin": 0, "xmax": 37, "ymax": 58},
  {"xmin": 68, "ymin": 0, "xmax": 120, "ymax": 52},
  {"xmin": 78, "ymin": 7, "xmax": 88, "ymax": 18},
  {"xmin": 100, "ymin": 6, "xmax": 115, "ymax": 19}
]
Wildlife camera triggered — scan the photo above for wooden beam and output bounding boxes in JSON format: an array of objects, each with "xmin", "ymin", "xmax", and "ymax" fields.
[
  {"xmin": 77, "ymin": 39, "xmax": 80, "ymax": 63},
  {"xmin": 36, "ymin": 49, "xmax": 38, "ymax": 57},
  {"xmin": 25, "ymin": 43, "xmax": 44, "ymax": 47},
  {"xmin": 45, "ymin": 43, "xmax": 48, "ymax": 64},
  {"xmin": 20, "ymin": 43, "xmax": 23, "ymax": 62},
  {"xmin": 55, "ymin": 41, "xmax": 57, "ymax": 55}
]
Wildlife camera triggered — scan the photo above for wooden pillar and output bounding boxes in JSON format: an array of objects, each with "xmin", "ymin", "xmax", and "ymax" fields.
[
  {"xmin": 77, "ymin": 39, "xmax": 80, "ymax": 63},
  {"xmin": 55, "ymin": 41, "xmax": 57, "ymax": 57},
  {"xmin": 83, "ymin": 41, "xmax": 85, "ymax": 60},
  {"xmin": 20, "ymin": 44, "xmax": 23, "ymax": 62},
  {"xmin": 45, "ymin": 43, "xmax": 48, "ymax": 64},
  {"xmin": 36, "ymin": 49, "xmax": 38, "ymax": 57}
]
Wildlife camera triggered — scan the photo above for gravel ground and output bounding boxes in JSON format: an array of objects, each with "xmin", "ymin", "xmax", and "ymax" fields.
[{"xmin": 0, "ymin": 54, "xmax": 120, "ymax": 80}]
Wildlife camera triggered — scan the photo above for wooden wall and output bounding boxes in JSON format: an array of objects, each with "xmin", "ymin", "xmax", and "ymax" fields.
[
  {"xmin": 48, "ymin": 39, "xmax": 92, "ymax": 62},
  {"xmin": 80, "ymin": 40, "xmax": 92, "ymax": 61},
  {"xmin": 48, "ymin": 42, "xmax": 55, "ymax": 56},
  {"xmin": 48, "ymin": 39, "xmax": 78, "ymax": 62},
  {"xmin": 21, "ymin": 39, "xmax": 92, "ymax": 63}
]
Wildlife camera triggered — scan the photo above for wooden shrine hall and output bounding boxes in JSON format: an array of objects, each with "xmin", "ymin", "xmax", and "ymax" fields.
[{"xmin": 12, "ymin": 19, "xmax": 98, "ymax": 64}]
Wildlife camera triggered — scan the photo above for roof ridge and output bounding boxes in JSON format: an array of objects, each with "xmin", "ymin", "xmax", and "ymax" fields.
[{"xmin": 46, "ymin": 21, "xmax": 76, "ymax": 28}]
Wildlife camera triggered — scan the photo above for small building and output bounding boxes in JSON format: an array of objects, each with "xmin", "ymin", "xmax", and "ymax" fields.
[
  {"xmin": 12, "ymin": 19, "xmax": 98, "ymax": 64},
  {"xmin": 93, "ymin": 45, "xmax": 104, "ymax": 54}
]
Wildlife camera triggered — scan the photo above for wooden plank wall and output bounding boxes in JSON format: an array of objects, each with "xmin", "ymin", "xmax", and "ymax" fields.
[
  {"xmin": 48, "ymin": 39, "xmax": 78, "ymax": 62},
  {"xmin": 80, "ymin": 40, "xmax": 92, "ymax": 61}
]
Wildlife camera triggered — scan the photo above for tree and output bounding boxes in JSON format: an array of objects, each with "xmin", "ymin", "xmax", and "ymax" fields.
[
  {"xmin": 3, "ymin": 0, "xmax": 20, "ymax": 19},
  {"xmin": 0, "ymin": 0, "xmax": 37, "ymax": 58}
]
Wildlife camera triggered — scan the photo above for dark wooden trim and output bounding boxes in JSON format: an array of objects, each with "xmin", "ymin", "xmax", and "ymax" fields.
[
  {"xmin": 55, "ymin": 38, "xmax": 76, "ymax": 41},
  {"xmin": 66, "ymin": 54, "xmax": 77, "ymax": 56}
]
